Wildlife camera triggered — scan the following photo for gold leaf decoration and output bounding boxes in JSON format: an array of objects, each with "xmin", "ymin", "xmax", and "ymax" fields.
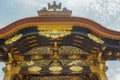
[
  {"xmin": 37, "ymin": 25, "xmax": 72, "ymax": 39},
  {"xmin": 49, "ymin": 66, "xmax": 63, "ymax": 72},
  {"xmin": 68, "ymin": 54, "xmax": 80, "ymax": 59},
  {"xmin": 87, "ymin": 33, "xmax": 104, "ymax": 44},
  {"xmin": 28, "ymin": 66, "xmax": 42, "ymax": 72},
  {"xmin": 5, "ymin": 34, "xmax": 23, "ymax": 44},
  {"xmin": 70, "ymin": 66, "xmax": 83, "ymax": 72},
  {"xmin": 14, "ymin": 54, "xmax": 24, "ymax": 61},
  {"xmin": 39, "ymin": 31, "xmax": 71, "ymax": 39},
  {"xmin": 31, "ymin": 55, "xmax": 43, "ymax": 60}
]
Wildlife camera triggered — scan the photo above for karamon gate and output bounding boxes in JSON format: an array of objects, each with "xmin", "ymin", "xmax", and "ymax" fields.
[{"xmin": 0, "ymin": 1, "xmax": 120, "ymax": 80}]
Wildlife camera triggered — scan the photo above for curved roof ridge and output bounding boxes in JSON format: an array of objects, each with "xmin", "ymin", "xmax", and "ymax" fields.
[{"xmin": 0, "ymin": 17, "xmax": 120, "ymax": 39}]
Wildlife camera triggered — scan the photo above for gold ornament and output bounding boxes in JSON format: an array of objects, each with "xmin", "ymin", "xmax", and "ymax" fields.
[
  {"xmin": 31, "ymin": 55, "xmax": 43, "ymax": 60},
  {"xmin": 37, "ymin": 25, "xmax": 72, "ymax": 39},
  {"xmin": 5, "ymin": 34, "xmax": 23, "ymax": 44},
  {"xmin": 49, "ymin": 66, "xmax": 63, "ymax": 72},
  {"xmin": 68, "ymin": 54, "xmax": 80, "ymax": 59},
  {"xmin": 70, "ymin": 66, "xmax": 83, "ymax": 72},
  {"xmin": 87, "ymin": 33, "xmax": 104, "ymax": 44},
  {"xmin": 28, "ymin": 66, "xmax": 42, "ymax": 72}
]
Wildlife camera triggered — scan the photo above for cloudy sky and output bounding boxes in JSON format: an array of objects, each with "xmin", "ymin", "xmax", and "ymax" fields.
[{"xmin": 0, "ymin": 0, "xmax": 120, "ymax": 80}]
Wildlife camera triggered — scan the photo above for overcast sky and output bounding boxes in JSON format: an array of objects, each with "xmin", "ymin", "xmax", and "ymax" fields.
[{"xmin": 0, "ymin": 0, "xmax": 120, "ymax": 80}]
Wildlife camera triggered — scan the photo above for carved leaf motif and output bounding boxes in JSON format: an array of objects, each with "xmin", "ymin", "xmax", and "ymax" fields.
[
  {"xmin": 5, "ymin": 34, "xmax": 23, "ymax": 44},
  {"xmin": 87, "ymin": 33, "xmax": 104, "ymax": 44}
]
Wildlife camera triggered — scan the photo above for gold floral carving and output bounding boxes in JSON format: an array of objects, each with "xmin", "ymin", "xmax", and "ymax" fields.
[
  {"xmin": 28, "ymin": 66, "xmax": 42, "ymax": 72},
  {"xmin": 50, "ymin": 52, "xmax": 61, "ymax": 59},
  {"xmin": 87, "ymin": 33, "xmax": 104, "ymax": 44},
  {"xmin": 37, "ymin": 25, "xmax": 72, "ymax": 39},
  {"xmin": 70, "ymin": 66, "xmax": 83, "ymax": 72},
  {"xmin": 5, "ymin": 34, "xmax": 23, "ymax": 45},
  {"xmin": 49, "ymin": 66, "xmax": 63, "ymax": 72},
  {"xmin": 14, "ymin": 54, "xmax": 24, "ymax": 61},
  {"xmin": 68, "ymin": 54, "xmax": 80, "ymax": 59},
  {"xmin": 31, "ymin": 55, "xmax": 43, "ymax": 60}
]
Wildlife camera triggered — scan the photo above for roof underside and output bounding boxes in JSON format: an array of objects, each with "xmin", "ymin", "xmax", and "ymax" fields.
[{"xmin": 0, "ymin": 25, "xmax": 120, "ymax": 61}]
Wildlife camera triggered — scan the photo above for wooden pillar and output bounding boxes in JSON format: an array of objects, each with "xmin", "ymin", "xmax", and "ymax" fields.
[
  {"xmin": 98, "ymin": 52, "xmax": 108, "ymax": 80},
  {"xmin": 99, "ymin": 71, "xmax": 108, "ymax": 80},
  {"xmin": 98, "ymin": 62, "xmax": 108, "ymax": 80},
  {"xmin": 3, "ymin": 63, "xmax": 12, "ymax": 80},
  {"xmin": 90, "ymin": 62, "xmax": 108, "ymax": 80},
  {"xmin": 3, "ymin": 66, "xmax": 21, "ymax": 80},
  {"xmin": 3, "ymin": 72, "xmax": 12, "ymax": 80}
]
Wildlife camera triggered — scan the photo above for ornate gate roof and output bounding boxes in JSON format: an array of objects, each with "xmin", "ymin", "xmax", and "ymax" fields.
[{"xmin": 0, "ymin": 1, "xmax": 120, "ymax": 80}]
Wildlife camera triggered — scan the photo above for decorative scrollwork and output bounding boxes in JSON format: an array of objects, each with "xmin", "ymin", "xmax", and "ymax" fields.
[
  {"xmin": 39, "ymin": 31, "xmax": 71, "ymax": 39},
  {"xmin": 37, "ymin": 25, "xmax": 72, "ymax": 39},
  {"xmin": 5, "ymin": 34, "xmax": 23, "ymax": 45},
  {"xmin": 68, "ymin": 54, "xmax": 80, "ymax": 59},
  {"xmin": 31, "ymin": 54, "xmax": 43, "ymax": 60},
  {"xmin": 87, "ymin": 33, "xmax": 104, "ymax": 44},
  {"xmin": 13, "ymin": 54, "xmax": 24, "ymax": 61}
]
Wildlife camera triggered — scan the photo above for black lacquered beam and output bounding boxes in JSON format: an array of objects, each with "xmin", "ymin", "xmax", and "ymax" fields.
[
  {"xmin": 23, "ymin": 54, "xmax": 88, "ymax": 61},
  {"xmin": 19, "ymin": 66, "xmax": 91, "ymax": 76}
]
